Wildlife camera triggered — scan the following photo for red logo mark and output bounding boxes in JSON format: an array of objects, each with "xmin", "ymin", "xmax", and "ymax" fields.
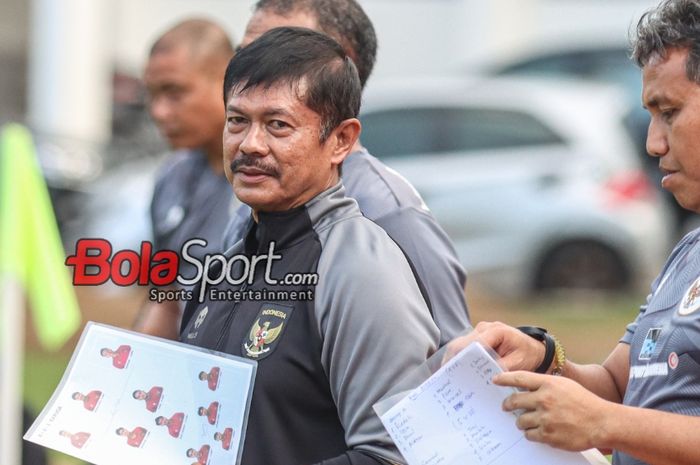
[
  {"xmin": 65, "ymin": 239, "xmax": 179, "ymax": 286},
  {"xmin": 668, "ymin": 352, "xmax": 679, "ymax": 370}
]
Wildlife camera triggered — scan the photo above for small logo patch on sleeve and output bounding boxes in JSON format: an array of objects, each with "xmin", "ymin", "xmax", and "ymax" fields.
[
  {"xmin": 242, "ymin": 303, "xmax": 294, "ymax": 360},
  {"xmin": 639, "ymin": 327, "xmax": 662, "ymax": 360}
]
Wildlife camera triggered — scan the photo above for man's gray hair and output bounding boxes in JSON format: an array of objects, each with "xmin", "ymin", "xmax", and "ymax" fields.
[{"xmin": 632, "ymin": 0, "xmax": 700, "ymax": 82}]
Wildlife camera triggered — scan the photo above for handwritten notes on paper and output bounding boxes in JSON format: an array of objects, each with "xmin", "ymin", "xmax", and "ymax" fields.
[{"xmin": 378, "ymin": 342, "xmax": 606, "ymax": 465}]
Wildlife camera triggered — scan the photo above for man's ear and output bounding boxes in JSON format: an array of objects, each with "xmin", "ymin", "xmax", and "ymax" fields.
[{"xmin": 329, "ymin": 118, "xmax": 361, "ymax": 165}]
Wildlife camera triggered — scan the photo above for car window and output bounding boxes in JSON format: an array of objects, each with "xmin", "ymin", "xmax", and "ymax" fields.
[
  {"xmin": 360, "ymin": 107, "xmax": 564, "ymax": 158},
  {"xmin": 496, "ymin": 49, "xmax": 642, "ymax": 100},
  {"xmin": 495, "ymin": 49, "xmax": 650, "ymax": 160},
  {"xmin": 497, "ymin": 49, "xmax": 630, "ymax": 80}
]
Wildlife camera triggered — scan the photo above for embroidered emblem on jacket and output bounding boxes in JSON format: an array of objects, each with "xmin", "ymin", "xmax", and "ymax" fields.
[
  {"xmin": 680, "ymin": 277, "xmax": 700, "ymax": 315},
  {"xmin": 242, "ymin": 303, "xmax": 293, "ymax": 360}
]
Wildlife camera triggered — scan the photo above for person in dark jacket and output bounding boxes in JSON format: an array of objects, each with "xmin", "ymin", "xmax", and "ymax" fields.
[{"xmin": 181, "ymin": 27, "xmax": 439, "ymax": 465}]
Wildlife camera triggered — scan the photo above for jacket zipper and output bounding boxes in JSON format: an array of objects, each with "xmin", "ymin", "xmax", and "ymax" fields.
[{"xmin": 214, "ymin": 281, "xmax": 248, "ymax": 351}]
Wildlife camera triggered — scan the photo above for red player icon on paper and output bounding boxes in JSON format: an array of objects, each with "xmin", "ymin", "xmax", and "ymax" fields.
[
  {"xmin": 186, "ymin": 444, "xmax": 211, "ymax": 465},
  {"xmin": 197, "ymin": 401, "xmax": 219, "ymax": 425},
  {"xmin": 116, "ymin": 426, "xmax": 148, "ymax": 448},
  {"xmin": 71, "ymin": 390, "xmax": 102, "ymax": 412},
  {"xmin": 100, "ymin": 344, "xmax": 132, "ymax": 369},
  {"xmin": 58, "ymin": 430, "xmax": 90, "ymax": 449},
  {"xmin": 133, "ymin": 386, "xmax": 163, "ymax": 412},
  {"xmin": 198, "ymin": 367, "xmax": 220, "ymax": 391},
  {"xmin": 214, "ymin": 427, "xmax": 234, "ymax": 450},
  {"xmin": 155, "ymin": 412, "xmax": 186, "ymax": 438}
]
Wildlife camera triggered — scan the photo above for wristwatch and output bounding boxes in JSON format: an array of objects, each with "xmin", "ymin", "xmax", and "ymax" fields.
[
  {"xmin": 552, "ymin": 336, "xmax": 566, "ymax": 375},
  {"xmin": 517, "ymin": 326, "xmax": 566, "ymax": 375}
]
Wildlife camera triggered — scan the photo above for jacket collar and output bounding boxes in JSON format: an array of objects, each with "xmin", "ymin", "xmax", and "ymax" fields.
[{"xmin": 243, "ymin": 182, "xmax": 346, "ymax": 254}]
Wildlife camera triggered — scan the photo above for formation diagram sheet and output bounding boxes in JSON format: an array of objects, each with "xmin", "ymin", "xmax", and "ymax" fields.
[
  {"xmin": 25, "ymin": 322, "xmax": 256, "ymax": 465},
  {"xmin": 377, "ymin": 342, "xmax": 609, "ymax": 465}
]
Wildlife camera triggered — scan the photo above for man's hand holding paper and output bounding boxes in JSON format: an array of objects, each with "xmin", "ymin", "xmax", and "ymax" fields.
[
  {"xmin": 495, "ymin": 371, "xmax": 612, "ymax": 452},
  {"xmin": 444, "ymin": 322, "xmax": 548, "ymax": 372},
  {"xmin": 375, "ymin": 340, "xmax": 609, "ymax": 465}
]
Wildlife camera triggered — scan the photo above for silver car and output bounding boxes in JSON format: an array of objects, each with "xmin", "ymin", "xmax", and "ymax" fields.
[{"xmin": 360, "ymin": 76, "xmax": 672, "ymax": 295}]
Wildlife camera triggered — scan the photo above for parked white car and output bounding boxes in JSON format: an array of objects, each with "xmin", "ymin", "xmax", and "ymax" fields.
[
  {"xmin": 360, "ymin": 76, "xmax": 672, "ymax": 294},
  {"xmin": 487, "ymin": 44, "xmax": 694, "ymax": 232}
]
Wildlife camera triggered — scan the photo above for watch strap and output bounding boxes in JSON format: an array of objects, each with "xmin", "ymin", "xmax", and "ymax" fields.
[{"xmin": 517, "ymin": 326, "xmax": 556, "ymax": 374}]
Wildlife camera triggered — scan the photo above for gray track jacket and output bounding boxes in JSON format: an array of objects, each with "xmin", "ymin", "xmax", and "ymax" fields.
[{"xmin": 181, "ymin": 182, "xmax": 439, "ymax": 465}]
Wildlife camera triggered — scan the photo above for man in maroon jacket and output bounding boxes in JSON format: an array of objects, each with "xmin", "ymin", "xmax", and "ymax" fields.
[
  {"xmin": 116, "ymin": 426, "xmax": 148, "ymax": 448},
  {"xmin": 214, "ymin": 427, "xmax": 233, "ymax": 450},
  {"xmin": 71, "ymin": 390, "xmax": 102, "ymax": 411},
  {"xmin": 132, "ymin": 386, "xmax": 163, "ymax": 412},
  {"xmin": 186, "ymin": 444, "xmax": 211, "ymax": 464},
  {"xmin": 59, "ymin": 431, "xmax": 90, "ymax": 449},
  {"xmin": 156, "ymin": 412, "xmax": 185, "ymax": 438},
  {"xmin": 197, "ymin": 401, "xmax": 219, "ymax": 425},
  {"xmin": 198, "ymin": 366, "xmax": 220, "ymax": 391},
  {"xmin": 100, "ymin": 345, "xmax": 131, "ymax": 369}
]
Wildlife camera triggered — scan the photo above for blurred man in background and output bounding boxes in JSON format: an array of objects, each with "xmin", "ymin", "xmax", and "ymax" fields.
[
  {"xmin": 133, "ymin": 19, "xmax": 237, "ymax": 338},
  {"xmin": 220, "ymin": 0, "xmax": 471, "ymax": 345}
]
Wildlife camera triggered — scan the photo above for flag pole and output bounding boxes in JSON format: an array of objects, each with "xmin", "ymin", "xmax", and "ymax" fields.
[
  {"xmin": 1, "ymin": 277, "xmax": 25, "ymax": 465},
  {"xmin": 0, "ymin": 123, "xmax": 81, "ymax": 465}
]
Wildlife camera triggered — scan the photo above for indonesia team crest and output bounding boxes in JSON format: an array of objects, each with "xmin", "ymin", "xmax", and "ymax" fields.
[
  {"xmin": 243, "ymin": 303, "xmax": 293, "ymax": 360},
  {"xmin": 679, "ymin": 277, "xmax": 700, "ymax": 316}
]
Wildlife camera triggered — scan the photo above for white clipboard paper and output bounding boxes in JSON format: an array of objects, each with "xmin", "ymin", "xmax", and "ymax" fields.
[
  {"xmin": 24, "ymin": 322, "xmax": 256, "ymax": 465},
  {"xmin": 374, "ymin": 341, "xmax": 609, "ymax": 465}
]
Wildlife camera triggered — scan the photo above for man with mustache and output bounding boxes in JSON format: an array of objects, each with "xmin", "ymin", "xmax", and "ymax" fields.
[
  {"xmin": 180, "ymin": 27, "xmax": 439, "ymax": 464},
  {"xmin": 143, "ymin": 0, "xmax": 471, "ymax": 346},
  {"xmin": 221, "ymin": 0, "xmax": 471, "ymax": 346},
  {"xmin": 134, "ymin": 19, "xmax": 238, "ymax": 339}
]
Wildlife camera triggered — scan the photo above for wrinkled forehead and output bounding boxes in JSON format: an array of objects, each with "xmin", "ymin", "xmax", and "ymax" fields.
[
  {"xmin": 642, "ymin": 47, "xmax": 692, "ymax": 105},
  {"xmin": 227, "ymin": 76, "xmax": 310, "ymax": 106}
]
